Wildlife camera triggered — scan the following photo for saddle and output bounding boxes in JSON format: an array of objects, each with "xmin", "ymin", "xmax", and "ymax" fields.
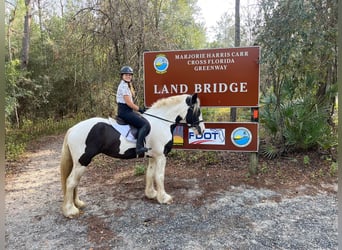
[{"xmin": 108, "ymin": 117, "xmax": 138, "ymax": 142}]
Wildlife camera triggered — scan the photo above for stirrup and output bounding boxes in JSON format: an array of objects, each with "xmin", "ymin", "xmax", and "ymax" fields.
[{"xmin": 136, "ymin": 147, "xmax": 149, "ymax": 155}]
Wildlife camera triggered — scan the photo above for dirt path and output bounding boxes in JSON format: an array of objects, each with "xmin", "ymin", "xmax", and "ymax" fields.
[{"xmin": 5, "ymin": 134, "xmax": 338, "ymax": 249}]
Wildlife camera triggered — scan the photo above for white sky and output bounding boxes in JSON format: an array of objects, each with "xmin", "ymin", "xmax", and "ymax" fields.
[
  {"xmin": 197, "ymin": 0, "xmax": 258, "ymax": 41},
  {"xmin": 197, "ymin": 0, "xmax": 236, "ymax": 27}
]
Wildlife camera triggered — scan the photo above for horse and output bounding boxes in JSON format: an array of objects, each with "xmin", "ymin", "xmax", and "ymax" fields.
[{"xmin": 60, "ymin": 93, "xmax": 205, "ymax": 218}]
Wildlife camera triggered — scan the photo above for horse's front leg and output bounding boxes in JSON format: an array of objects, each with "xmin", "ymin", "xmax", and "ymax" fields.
[
  {"xmin": 145, "ymin": 158, "xmax": 157, "ymax": 199},
  {"xmin": 74, "ymin": 186, "xmax": 86, "ymax": 208},
  {"xmin": 154, "ymin": 155, "xmax": 173, "ymax": 204},
  {"xmin": 62, "ymin": 164, "xmax": 86, "ymax": 218}
]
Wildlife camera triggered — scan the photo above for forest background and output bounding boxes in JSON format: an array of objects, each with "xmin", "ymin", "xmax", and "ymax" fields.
[{"xmin": 5, "ymin": 0, "xmax": 338, "ymax": 167}]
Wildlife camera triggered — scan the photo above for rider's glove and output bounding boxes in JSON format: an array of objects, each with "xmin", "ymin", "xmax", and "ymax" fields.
[{"xmin": 138, "ymin": 107, "xmax": 146, "ymax": 114}]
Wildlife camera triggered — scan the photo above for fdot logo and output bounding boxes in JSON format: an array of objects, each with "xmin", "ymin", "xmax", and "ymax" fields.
[
  {"xmin": 189, "ymin": 129, "xmax": 225, "ymax": 145},
  {"xmin": 231, "ymin": 127, "xmax": 252, "ymax": 147},
  {"xmin": 154, "ymin": 54, "xmax": 169, "ymax": 74}
]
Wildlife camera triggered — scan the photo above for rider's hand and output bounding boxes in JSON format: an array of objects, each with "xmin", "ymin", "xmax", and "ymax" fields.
[{"xmin": 138, "ymin": 107, "xmax": 146, "ymax": 114}]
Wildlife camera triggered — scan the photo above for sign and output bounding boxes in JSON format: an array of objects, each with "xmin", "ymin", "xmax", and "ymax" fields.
[
  {"xmin": 143, "ymin": 47, "xmax": 260, "ymax": 152},
  {"xmin": 143, "ymin": 47, "xmax": 260, "ymax": 107},
  {"xmin": 188, "ymin": 128, "xmax": 226, "ymax": 145},
  {"xmin": 173, "ymin": 122, "xmax": 259, "ymax": 152}
]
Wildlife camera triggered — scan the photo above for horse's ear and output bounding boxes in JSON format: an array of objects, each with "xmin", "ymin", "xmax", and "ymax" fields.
[
  {"xmin": 186, "ymin": 93, "xmax": 198, "ymax": 106},
  {"xmin": 191, "ymin": 93, "xmax": 198, "ymax": 104}
]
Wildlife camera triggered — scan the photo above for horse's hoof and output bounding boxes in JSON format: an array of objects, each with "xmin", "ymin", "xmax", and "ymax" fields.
[
  {"xmin": 157, "ymin": 193, "xmax": 173, "ymax": 204},
  {"xmin": 165, "ymin": 196, "xmax": 173, "ymax": 204},
  {"xmin": 75, "ymin": 199, "xmax": 86, "ymax": 208},
  {"xmin": 62, "ymin": 205, "xmax": 80, "ymax": 218},
  {"xmin": 145, "ymin": 189, "xmax": 157, "ymax": 199}
]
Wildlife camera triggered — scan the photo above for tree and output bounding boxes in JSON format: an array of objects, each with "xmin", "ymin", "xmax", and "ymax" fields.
[
  {"xmin": 209, "ymin": 1, "xmax": 257, "ymax": 49},
  {"xmin": 21, "ymin": 0, "xmax": 31, "ymax": 70},
  {"xmin": 230, "ymin": 0, "xmax": 240, "ymax": 122},
  {"xmin": 211, "ymin": 12, "xmax": 235, "ymax": 48},
  {"xmin": 5, "ymin": 0, "xmax": 207, "ymax": 124},
  {"xmin": 255, "ymin": 0, "xmax": 338, "ymax": 155}
]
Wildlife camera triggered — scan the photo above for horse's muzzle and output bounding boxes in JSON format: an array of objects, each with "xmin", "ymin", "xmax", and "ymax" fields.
[
  {"xmin": 192, "ymin": 123, "xmax": 205, "ymax": 136},
  {"xmin": 195, "ymin": 125, "xmax": 202, "ymax": 135}
]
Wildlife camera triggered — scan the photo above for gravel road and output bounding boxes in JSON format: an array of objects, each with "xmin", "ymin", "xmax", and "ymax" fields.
[{"xmin": 5, "ymin": 134, "xmax": 338, "ymax": 249}]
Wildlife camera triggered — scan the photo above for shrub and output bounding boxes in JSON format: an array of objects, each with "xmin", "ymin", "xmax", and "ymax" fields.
[
  {"xmin": 5, "ymin": 114, "xmax": 86, "ymax": 161},
  {"xmin": 260, "ymin": 76, "xmax": 337, "ymax": 158}
]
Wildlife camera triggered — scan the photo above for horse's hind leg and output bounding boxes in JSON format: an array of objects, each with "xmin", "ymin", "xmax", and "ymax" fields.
[
  {"xmin": 62, "ymin": 163, "xmax": 86, "ymax": 218},
  {"xmin": 145, "ymin": 158, "xmax": 157, "ymax": 199}
]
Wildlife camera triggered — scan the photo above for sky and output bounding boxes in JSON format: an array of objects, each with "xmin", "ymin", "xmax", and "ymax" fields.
[{"xmin": 197, "ymin": 0, "xmax": 258, "ymax": 41}]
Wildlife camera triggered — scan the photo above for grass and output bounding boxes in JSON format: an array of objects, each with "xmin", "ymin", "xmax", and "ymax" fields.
[
  {"xmin": 134, "ymin": 164, "xmax": 146, "ymax": 176},
  {"xmin": 5, "ymin": 114, "xmax": 86, "ymax": 161}
]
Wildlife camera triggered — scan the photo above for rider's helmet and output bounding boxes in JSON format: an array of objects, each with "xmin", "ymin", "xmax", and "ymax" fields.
[{"xmin": 120, "ymin": 66, "xmax": 134, "ymax": 75}]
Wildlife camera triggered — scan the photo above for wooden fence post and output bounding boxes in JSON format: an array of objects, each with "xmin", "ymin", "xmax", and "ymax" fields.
[{"xmin": 249, "ymin": 152, "xmax": 258, "ymax": 175}]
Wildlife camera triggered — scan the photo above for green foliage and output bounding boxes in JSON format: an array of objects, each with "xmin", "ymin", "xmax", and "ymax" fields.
[
  {"xmin": 5, "ymin": 114, "xmax": 86, "ymax": 161},
  {"xmin": 5, "ymin": 0, "xmax": 207, "ymax": 126},
  {"xmin": 260, "ymin": 143, "xmax": 281, "ymax": 159},
  {"xmin": 5, "ymin": 139, "xmax": 26, "ymax": 161},
  {"xmin": 212, "ymin": 12, "xmax": 235, "ymax": 47},
  {"xmin": 202, "ymin": 107, "xmax": 229, "ymax": 122},
  {"xmin": 259, "ymin": 163, "xmax": 269, "ymax": 174},
  {"xmin": 260, "ymin": 74, "xmax": 337, "ymax": 155},
  {"xmin": 5, "ymin": 60, "xmax": 30, "ymax": 122},
  {"xmin": 256, "ymin": 0, "xmax": 337, "ymax": 157},
  {"xmin": 201, "ymin": 107, "xmax": 251, "ymax": 122},
  {"xmin": 303, "ymin": 155, "xmax": 310, "ymax": 165},
  {"xmin": 160, "ymin": 0, "xmax": 206, "ymax": 49},
  {"xmin": 5, "ymin": 59, "xmax": 53, "ymax": 124},
  {"xmin": 134, "ymin": 164, "xmax": 146, "ymax": 176},
  {"xmin": 329, "ymin": 162, "xmax": 338, "ymax": 177}
]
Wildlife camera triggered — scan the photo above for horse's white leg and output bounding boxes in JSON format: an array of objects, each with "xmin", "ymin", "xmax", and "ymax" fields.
[
  {"xmin": 62, "ymin": 163, "xmax": 86, "ymax": 218},
  {"xmin": 74, "ymin": 187, "xmax": 86, "ymax": 208},
  {"xmin": 145, "ymin": 158, "xmax": 157, "ymax": 199},
  {"xmin": 154, "ymin": 155, "xmax": 173, "ymax": 204}
]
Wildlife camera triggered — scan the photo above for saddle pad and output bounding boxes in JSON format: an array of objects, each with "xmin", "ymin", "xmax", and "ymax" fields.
[{"xmin": 108, "ymin": 117, "xmax": 137, "ymax": 143}]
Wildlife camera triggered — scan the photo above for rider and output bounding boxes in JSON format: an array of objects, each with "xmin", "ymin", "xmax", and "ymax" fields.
[{"xmin": 116, "ymin": 66, "xmax": 150, "ymax": 155}]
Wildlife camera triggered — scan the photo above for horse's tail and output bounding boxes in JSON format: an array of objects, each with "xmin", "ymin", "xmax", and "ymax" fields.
[{"xmin": 60, "ymin": 130, "xmax": 73, "ymax": 195}]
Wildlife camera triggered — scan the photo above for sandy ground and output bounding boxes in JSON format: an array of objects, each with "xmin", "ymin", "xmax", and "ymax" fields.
[{"xmin": 5, "ymin": 134, "xmax": 338, "ymax": 249}]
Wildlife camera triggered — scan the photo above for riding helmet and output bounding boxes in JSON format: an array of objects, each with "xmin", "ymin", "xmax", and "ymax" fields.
[{"xmin": 120, "ymin": 66, "xmax": 134, "ymax": 75}]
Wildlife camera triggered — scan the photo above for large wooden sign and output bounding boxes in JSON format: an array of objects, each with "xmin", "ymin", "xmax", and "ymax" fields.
[
  {"xmin": 143, "ymin": 47, "xmax": 260, "ymax": 152},
  {"xmin": 143, "ymin": 47, "xmax": 260, "ymax": 107}
]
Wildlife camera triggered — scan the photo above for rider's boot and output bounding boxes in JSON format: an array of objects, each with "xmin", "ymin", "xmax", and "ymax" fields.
[{"xmin": 136, "ymin": 125, "xmax": 149, "ymax": 155}]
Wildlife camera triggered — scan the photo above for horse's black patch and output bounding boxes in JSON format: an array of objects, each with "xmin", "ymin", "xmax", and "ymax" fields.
[
  {"xmin": 163, "ymin": 123, "xmax": 180, "ymax": 155},
  {"xmin": 78, "ymin": 122, "xmax": 137, "ymax": 166},
  {"xmin": 164, "ymin": 140, "xmax": 173, "ymax": 155}
]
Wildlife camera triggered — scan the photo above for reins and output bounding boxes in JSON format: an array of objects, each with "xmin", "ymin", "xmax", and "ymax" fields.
[
  {"xmin": 144, "ymin": 112, "xmax": 203, "ymax": 127},
  {"xmin": 144, "ymin": 112, "xmax": 175, "ymax": 124}
]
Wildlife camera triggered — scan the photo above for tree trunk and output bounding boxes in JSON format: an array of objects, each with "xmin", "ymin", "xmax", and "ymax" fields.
[
  {"xmin": 230, "ymin": 0, "xmax": 240, "ymax": 122},
  {"xmin": 37, "ymin": 0, "xmax": 47, "ymax": 66},
  {"xmin": 7, "ymin": 2, "xmax": 18, "ymax": 62},
  {"xmin": 21, "ymin": 0, "xmax": 32, "ymax": 70}
]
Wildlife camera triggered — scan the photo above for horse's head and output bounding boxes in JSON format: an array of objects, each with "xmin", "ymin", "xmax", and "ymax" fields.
[
  {"xmin": 146, "ymin": 93, "xmax": 205, "ymax": 135},
  {"xmin": 184, "ymin": 93, "xmax": 205, "ymax": 135}
]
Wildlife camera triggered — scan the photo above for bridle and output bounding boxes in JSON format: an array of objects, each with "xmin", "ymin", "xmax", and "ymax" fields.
[{"xmin": 184, "ymin": 105, "xmax": 204, "ymax": 133}]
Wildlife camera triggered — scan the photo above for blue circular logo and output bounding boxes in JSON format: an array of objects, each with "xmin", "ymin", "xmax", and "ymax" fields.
[
  {"xmin": 154, "ymin": 55, "xmax": 169, "ymax": 74},
  {"xmin": 231, "ymin": 127, "xmax": 252, "ymax": 147}
]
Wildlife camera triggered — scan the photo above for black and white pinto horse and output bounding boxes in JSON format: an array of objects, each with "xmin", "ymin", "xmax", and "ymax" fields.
[{"xmin": 60, "ymin": 93, "xmax": 205, "ymax": 218}]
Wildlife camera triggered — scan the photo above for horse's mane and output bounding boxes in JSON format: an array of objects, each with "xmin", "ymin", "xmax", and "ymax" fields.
[{"xmin": 150, "ymin": 95, "xmax": 187, "ymax": 109}]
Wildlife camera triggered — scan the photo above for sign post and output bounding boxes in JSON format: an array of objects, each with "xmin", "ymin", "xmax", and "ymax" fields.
[{"xmin": 143, "ymin": 47, "xmax": 260, "ymax": 155}]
